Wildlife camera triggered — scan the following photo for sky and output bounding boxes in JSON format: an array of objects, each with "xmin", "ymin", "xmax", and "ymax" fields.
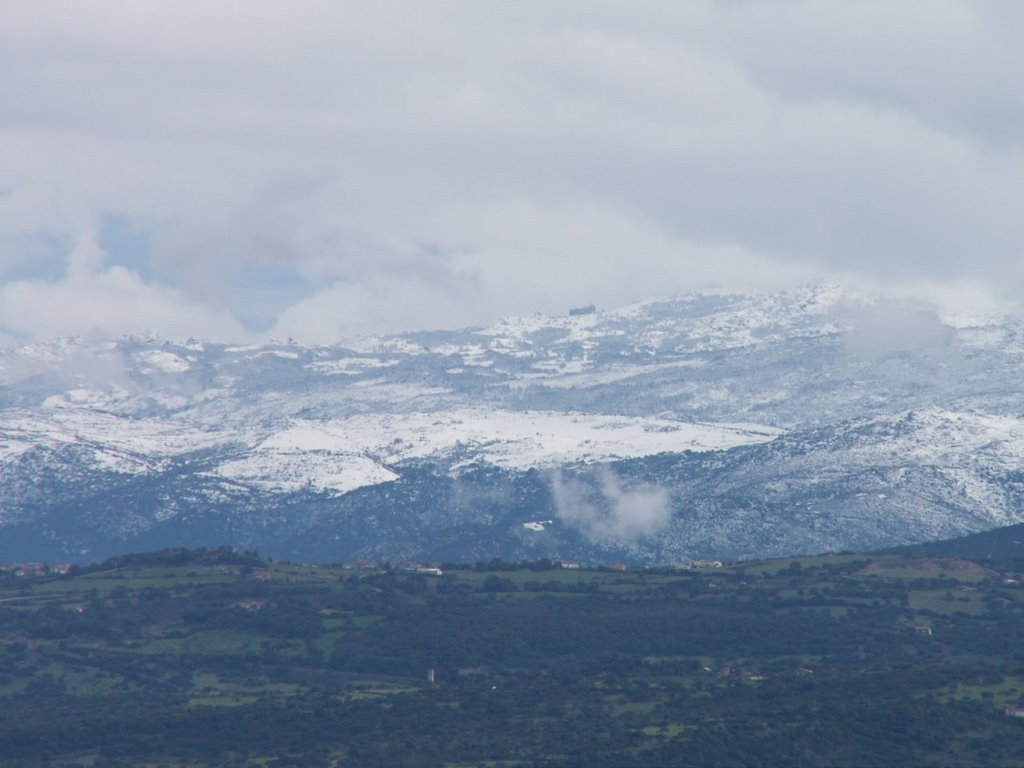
[{"xmin": 1, "ymin": 0, "xmax": 1023, "ymax": 345}]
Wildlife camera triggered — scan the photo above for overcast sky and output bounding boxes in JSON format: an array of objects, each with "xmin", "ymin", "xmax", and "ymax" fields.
[{"xmin": 1, "ymin": 1, "xmax": 1023, "ymax": 344}]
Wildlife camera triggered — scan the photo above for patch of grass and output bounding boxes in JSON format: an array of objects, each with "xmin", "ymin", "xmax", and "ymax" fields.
[
  {"xmin": 187, "ymin": 695, "xmax": 259, "ymax": 707},
  {"xmin": 313, "ymin": 631, "xmax": 347, "ymax": 654},
  {"xmin": 0, "ymin": 675, "xmax": 32, "ymax": 697},
  {"xmin": 610, "ymin": 699, "xmax": 657, "ymax": 716},
  {"xmin": 133, "ymin": 630, "xmax": 264, "ymax": 656},
  {"xmin": 938, "ymin": 676, "xmax": 1024, "ymax": 708},
  {"xmin": 458, "ymin": 569, "xmax": 610, "ymax": 589},
  {"xmin": 736, "ymin": 553, "xmax": 871, "ymax": 575},
  {"xmin": 343, "ymin": 683, "xmax": 420, "ymax": 701},
  {"xmin": 908, "ymin": 590, "xmax": 987, "ymax": 615},
  {"xmin": 639, "ymin": 723, "xmax": 693, "ymax": 738},
  {"xmin": 62, "ymin": 666, "xmax": 126, "ymax": 696}
]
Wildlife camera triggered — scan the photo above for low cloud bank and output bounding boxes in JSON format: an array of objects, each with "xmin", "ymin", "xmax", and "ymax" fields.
[
  {"xmin": 840, "ymin": 299, "xmax": 953, "ymax": 358},
  {"xmin": 550, "ymin": 466, "xmax": 672, "ymax": 541},
  {"xmin": 5, "ymin": 3, "xmax": 1024, "ymax": 343}
]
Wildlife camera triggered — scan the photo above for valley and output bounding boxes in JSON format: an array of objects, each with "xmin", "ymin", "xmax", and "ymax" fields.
[{"xmin": 4, "ymin": 543, "xmax": 1024, "ymax": 766}]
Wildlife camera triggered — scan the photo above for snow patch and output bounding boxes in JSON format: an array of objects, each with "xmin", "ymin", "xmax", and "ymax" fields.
[
  {"xmin": 215, "ymin": 450, "xmax": 399, "ymax": 495},
  {"xmin": 136, "ymin": 350, "xmax": 190, "ymax": 373},
  {"xmin": 307, "ymin": 358, "xmax": 400, "ymax": 375},
  {"xmin": 522, "ymin": 520, "xmax": 553, "ymax": 532},
  {"xmin": 268, "ymin": 409, "xmax": 782, "ymax": 473}
]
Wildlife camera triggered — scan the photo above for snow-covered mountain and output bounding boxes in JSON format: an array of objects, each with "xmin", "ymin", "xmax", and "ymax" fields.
[{"xmin": 3, "ymin": 283, "xmax": 1024, "ymax": 564}]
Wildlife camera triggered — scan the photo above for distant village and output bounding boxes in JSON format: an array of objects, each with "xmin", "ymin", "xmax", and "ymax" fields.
[
  {"xmin": 1, "ymin": 557, "xmax": 727, "ymax": 578},
  {"xmin": 0, "ymin": 561, "xmax": 74, "ymax": 577}
]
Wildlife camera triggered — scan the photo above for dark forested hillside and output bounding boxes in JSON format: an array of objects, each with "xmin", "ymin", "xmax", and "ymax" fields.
[
  {"xmin": 895, "ymin": 521, "xmax": 1024, "ymax": 563},
  {"xmin": 3, "ymin": 548, "xmax": 1024, "ymax": 766}
]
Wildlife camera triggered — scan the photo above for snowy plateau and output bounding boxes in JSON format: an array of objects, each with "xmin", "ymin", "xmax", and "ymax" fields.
[{"xmin": 2, "ymin": 284, "xmax": 1024, "ymax": 565}]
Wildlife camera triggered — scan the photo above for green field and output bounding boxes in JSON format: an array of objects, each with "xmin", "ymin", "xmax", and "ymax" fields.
[{"xmin": 3, "ymin": 547, "xmax": 1024, "ymax": 766}]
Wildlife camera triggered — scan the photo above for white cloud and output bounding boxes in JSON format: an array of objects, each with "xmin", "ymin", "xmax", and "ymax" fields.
[
  {"xmin": 0, "ymin": 244, "xmax": 248, "ymax": 342},
  {"xmin": 841, "ymin": 299, "xmax": 953, "ymax": 359},
  {"xmin": 2, "ymin": 1, "xmax": 1024, "ymax": 342},
  {"xmin": 273, "ymin": 273, "xmax": 484, "ymax": 344},
  {"xmin": 551, "ymin": 466, "xmax": 672, "ymax": 542}
]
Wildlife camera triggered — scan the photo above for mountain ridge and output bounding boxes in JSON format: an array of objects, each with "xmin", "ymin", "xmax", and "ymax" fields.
[{"xmin": 2, "ymin": 284, "xmax": 1023, "ymax": 563}]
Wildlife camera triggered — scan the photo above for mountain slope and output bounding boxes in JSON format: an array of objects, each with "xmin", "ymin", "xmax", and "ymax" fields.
[{"xmin": 2, "ymin": 284, "xmax": 1023, "ymax": 563}]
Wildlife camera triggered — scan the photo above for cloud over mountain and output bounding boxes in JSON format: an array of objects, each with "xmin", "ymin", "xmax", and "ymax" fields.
[{"xmin": 1, "ymin": 1, "xmax": 1021, "ymax": 342}]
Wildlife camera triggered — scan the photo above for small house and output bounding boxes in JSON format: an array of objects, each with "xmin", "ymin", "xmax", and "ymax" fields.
[
  {"xmin": 13, "ymin": 562, "xmax": 47, "ymax": 577},
  {"xmin": 689, "ymin": 559, "xmax": 723, "ymax": 569}
]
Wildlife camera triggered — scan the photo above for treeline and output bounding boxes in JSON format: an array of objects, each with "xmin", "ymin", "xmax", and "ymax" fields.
[{"xmin": 83, "ymin": 545, "xmax": 266, "ymax": 573}]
